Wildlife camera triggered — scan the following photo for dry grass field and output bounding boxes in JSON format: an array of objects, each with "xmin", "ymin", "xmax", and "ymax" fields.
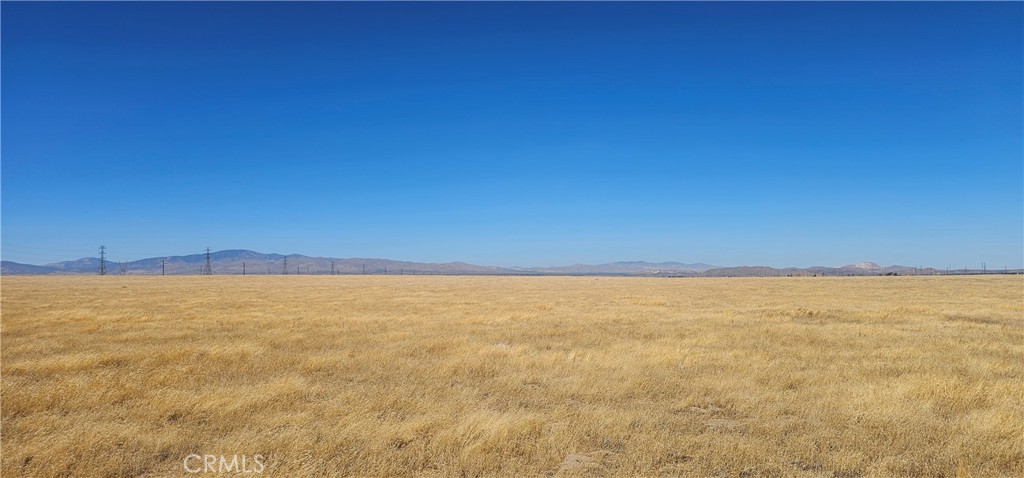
[{"xmin": 1, "ymin": 275, "xmax": 1022, "ymax": 477}]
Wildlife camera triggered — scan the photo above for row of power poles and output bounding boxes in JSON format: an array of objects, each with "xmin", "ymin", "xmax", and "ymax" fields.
[
  {"xmin": 100, "ymin": 246, "xmax": 211, "ymax": 275},
  {"xmin": 98, "ymin": 245, "xmax": 372, "ymax": 276},
  {"xmin": 96, "ymin": 246, "xmax": 1013, "ymax": 277}
]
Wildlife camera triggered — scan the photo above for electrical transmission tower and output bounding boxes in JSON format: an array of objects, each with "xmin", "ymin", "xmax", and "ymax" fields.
[
  {"xmin": 98, "ymin": 245, "xmax": 107, "ymax": 275},
  {"xmin": 161, "ymin": 260, "xmax": 166, "ymax": 276},
  {"xmin": 203, "ymin": 247, "xmax": 213, "ymax": 275}
]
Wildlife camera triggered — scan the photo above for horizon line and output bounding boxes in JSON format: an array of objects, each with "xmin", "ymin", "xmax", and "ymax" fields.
[{"xmin": 1, "ymin": 247, "xmax": 1017, "ymax": 272}]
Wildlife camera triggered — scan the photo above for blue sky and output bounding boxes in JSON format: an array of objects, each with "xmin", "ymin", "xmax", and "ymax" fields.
[{"xmin": 2, "ymin": 2, "xmax": 1021, "ymax": 268}]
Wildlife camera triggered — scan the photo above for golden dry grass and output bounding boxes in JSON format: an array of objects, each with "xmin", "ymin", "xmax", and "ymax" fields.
[{"xmin": 1, "ymin": 275, "xmax": 1022, "ymax": 478}]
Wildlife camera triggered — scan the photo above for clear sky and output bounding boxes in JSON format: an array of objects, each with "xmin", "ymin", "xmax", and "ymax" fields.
[{"xmin": 2, "ymin": 2, "xmax": 1021, "ymax": 269}]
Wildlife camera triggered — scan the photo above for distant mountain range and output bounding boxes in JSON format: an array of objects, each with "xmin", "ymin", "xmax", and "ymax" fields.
[
  {"xmin": 2, "ymin": 250, "xmax": 510, "ymax": 276},
  {"xmin": 2, "ymin": 249, "xmax": 1006, "ymax": 277}
]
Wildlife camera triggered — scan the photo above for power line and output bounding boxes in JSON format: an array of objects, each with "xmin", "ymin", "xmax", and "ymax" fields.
[
  {"xmin": 1, "ymin": 251, "xmax": 96, "ymax": 260},
  {"xmin": 5, "ymin": 244, "xmax": 93, "ymax": 252},
  {"xmin": 203, "ymin": 247, "xmax": 212, "ymax": 275}
]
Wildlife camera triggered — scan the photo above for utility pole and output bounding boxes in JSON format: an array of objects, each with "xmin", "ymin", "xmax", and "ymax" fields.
[
  {"xmin": 161, "ymin": 260, "xmax": 166, "ymax": 276},
  {"xmin": 362, "ymin": 264, "xmax": 366, "ymax": 275},
  {"xmin": 331, "ymin": 260, "xmax": 335, "ymax": 275},
  {"xmin": 384, "ymin": 266, "xmax": 388, "ymax": 275},
  {"xmin": 203, "ymin": 247, "xmax": 213, "ymax": 275},
  {"xmin": 982, "ymin": 262, "xmax": 987, "ymax": 274},
  {"xmin": 283, "ymin": 257, "xmax": 288, "ymax": 275},
  {"xmin": 243, "ymin": 262, "xmax": 246, "ymax": 276},
  {"xmin": 98, "ymin": 245, "xmax": 107, "ymax": 275}
]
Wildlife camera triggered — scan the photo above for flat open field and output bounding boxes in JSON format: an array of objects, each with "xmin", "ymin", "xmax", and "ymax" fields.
[{"xmin": 1, "ymin": 275, "xmax": 1022, "ymax": 477}]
